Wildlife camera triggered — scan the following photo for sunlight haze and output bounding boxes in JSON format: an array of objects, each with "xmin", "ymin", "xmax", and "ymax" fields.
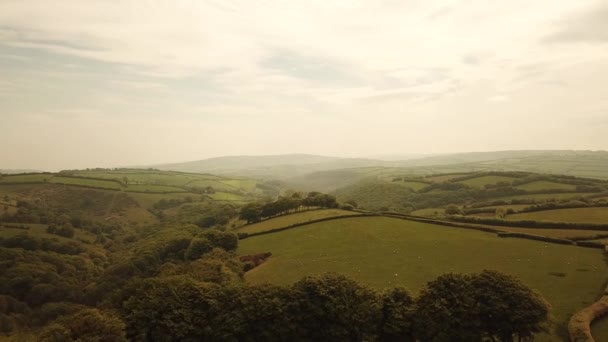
[{"xmin": 1, "ymin": 0, "xmax": 608, "ymax": 170}]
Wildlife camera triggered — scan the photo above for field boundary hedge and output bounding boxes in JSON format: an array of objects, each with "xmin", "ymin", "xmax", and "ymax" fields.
[
  {"xmin": 449, "ymin": 216, "xmax": 608, "ymax": 231},
  {"xmin": 569, "ymin": 294, "xmax": 608, "ymax": 342},
  {"xmin": 237, "ymin": 213, "xmax": 378, "ymax": 239}
]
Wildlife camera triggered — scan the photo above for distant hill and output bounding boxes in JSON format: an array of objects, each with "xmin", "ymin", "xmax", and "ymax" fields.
[
  {"xmin": 152, "ymin": 154, "xmax": 394, "ymax": 178},
  {"xmin": 149, "ymin": 150, "xmax": 608, "ymax": 189},
  {"xmin": 0, "ymin": 169, "xmax": 42, "ymax": 174}
]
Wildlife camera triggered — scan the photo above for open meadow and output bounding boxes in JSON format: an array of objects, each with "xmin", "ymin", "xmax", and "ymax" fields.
[
  {"xmin": 235, "ymin": 208, "xmax": 359, "ymax": 234},
  {"xmin": 238, "ymin": 216, "xmax": 608, "ymax": 339},
  {"xmin": 507, "ymin": 207, "xmax": 608, "ymax": 224}
]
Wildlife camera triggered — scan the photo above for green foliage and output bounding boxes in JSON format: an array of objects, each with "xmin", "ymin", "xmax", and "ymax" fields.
[
  {"xmin": 38, "ymin": 308, "xmax": 126, "ymax": 342},
  {"xmin": 290, "ymin": 273, "xmax": 382, "ymax": 341},
  {"xmin": 184, "ymin": 237, "xmax": 213, "ymax": 261},
  {"xmin": 379, "ymin": 287, "xmax": 415, "ymax": 341},
  {"xmin": 414, "ymin": 271, "xmax": 549, "ymax": 342}
]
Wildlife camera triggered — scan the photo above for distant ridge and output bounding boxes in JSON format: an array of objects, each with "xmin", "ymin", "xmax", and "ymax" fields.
[{"xmin": 147, "ymin": 150, "xmax": 608, "ymax": 182}]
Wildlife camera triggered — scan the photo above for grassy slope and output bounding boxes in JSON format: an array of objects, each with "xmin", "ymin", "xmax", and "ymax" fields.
[
  {"xmin": 515, "ymin": 181, "xmax": 577, "ymax": 191},
  {"xmin": 458, "ymin": 175, "xmax": 515, "ymax": 188},
  {"xmin": 238, "ymin": 216, "xmax": 608, "ymax": 339},
  {"xmin": 235, "ymin": 209, "xmax": 359, "ymax": 234},
  {"xmin": 399, "ymin": 181, "xmax": 428, "ymax": 191},
  {"xmin": 507, "ymin": 207, "xmax": 608, "ymax": 224}
]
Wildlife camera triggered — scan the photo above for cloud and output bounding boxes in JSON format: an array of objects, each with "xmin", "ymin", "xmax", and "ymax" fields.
[
  {"xmin": 543, "ymin": 3, "xmax": 608, "ymax": 44},
  {"xmin": 1, "ymin": 0, "xmax": 608, "ymax": 168}
]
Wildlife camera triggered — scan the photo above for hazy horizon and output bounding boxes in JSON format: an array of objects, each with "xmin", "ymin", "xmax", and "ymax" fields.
[{"xmin": 2, "ymin": 1, "xmax": 608, "ymax": 170}]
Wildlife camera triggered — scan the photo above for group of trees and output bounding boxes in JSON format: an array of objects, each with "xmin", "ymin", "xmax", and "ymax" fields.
[
  {"xmin": 239, "ymin": 192, "xmax": 338, "ymax": 224},
  {"xmin": 122, "ymin": 271, "xmax": 549, "ymax": 342}
]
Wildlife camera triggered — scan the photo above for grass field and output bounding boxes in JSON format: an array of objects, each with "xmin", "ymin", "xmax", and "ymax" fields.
[
  {"xmin": 125, "ymin": 184, "xmax": 187, "ymax": 193},
  {"xmin": 424, "ymin": 174, "xmax": 466, "ymax": 182},
  {"xmin": 495, "ymin": 227, "xmax": 608, "ymax": 240},
  {"xmin": 399, "ymin": 181, "xmax": 428, "ymax": 191},
  {"xmin": 515, "ymin": 181, "xmax": 577, "ymax": 192},
  {"xmin": 496, "ymin": 192, "xmax": 592, "ymax": 201},
  {"xmin": 49, "ymin": 176, "xmax": 122, "ymax": 190},
  {"xmin": 219, "ymin": 179, "xmax": 257, "ymax": 192},
  {"xmin": 235, "ymin": 209, "xmax": 359, "ymax": 234},
  {"xmin": 410, "ymin": 208, "xmax": 445, "ymax": 217},
  {"xmin": 209, "ymin": 192, "xmax": 246, "ymax": 202},
  {"xmin": 458, "ymin": 175, "xmax": 515, "ymax": 188},
  {"xmin": 507, "ymin": 207, "xmax": 608, "ymax": 224},
  {"xmin": 0, "ymin": 174, "xmax": 51, "ymax": 183},
  {"xmin": 238, "ymin": 216, "xmax": 608, "ymax": 339}
]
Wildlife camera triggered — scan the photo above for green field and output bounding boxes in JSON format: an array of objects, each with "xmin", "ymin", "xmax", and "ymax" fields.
[
  {"xmin": 0, "ymin": 174, "xmax": 51, "ymax": 183},
  {"xmin": 236, "ymin": 209, "xmax": 359, "ymax": 234},
  {"xmin": 410, "ymin": 208, "xmax": 445, "ymax": 217},
  {"xmin": 49, "ymin": 176, "xmax": 122, "ymax": 190},
  {"xmin": 496, "ymin": 226, "xmax": 608, "ymax": 240},
  {"xmin": 209, "ymin": 191, "xmax": 246, "ymax": 202},
  {"xmin": 238, "ymin": 216, "xmax": 608, "ymax": 339},
  {"xmin": 507, "ymin": 207, "xmax": 608, "ymax": 224},
  {"xmin": 125, "ymin": 184, "xmax": 187, "ymax": 193},
  {"xmin": 399, "ymin": 181, "xmax": 428, "ymax": 191},
  {"xmin": 219, "ymin": 179, "xmax": 257, "ymax": 192},
  {"xmin": 515, "ymin": 181, "xmax": 577, "ymax": 192},
  {"xmin": 458, "ymin": 175, "xmax": 515, "ymax": 188},
  {"xmin": 424, "ymin": 174, "xmax": 466, "ymax": 182},
  {"xmin": 496, "ymin": 192, "xmax": 592, "ymax": 201}
]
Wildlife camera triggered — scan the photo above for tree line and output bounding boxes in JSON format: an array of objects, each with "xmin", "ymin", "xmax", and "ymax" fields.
[{"xmin": 239, "ymin": 192, "xmax": 338, "ymax": 224}]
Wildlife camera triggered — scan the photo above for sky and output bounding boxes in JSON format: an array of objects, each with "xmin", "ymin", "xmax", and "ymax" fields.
[{"xmin": 1, "ymin": 0, "xmax": 608, "ymax": 170}]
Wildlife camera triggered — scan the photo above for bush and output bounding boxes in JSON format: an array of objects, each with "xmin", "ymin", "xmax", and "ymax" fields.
[{"xmin": 184, "ymin": 237, "xmax": 213, "ymax": 261}]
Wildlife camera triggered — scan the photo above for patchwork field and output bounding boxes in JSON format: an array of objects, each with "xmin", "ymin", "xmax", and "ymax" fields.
[
  {"xmin": 399, "ymin": 181, "xmax": 428, "ymax": 191},
  {"xmin": 49, "ymin": 176, "xmax": 122, "ymax": 190},
  {"xmin": 515, "ymin": 181, "xmax": 577, "ymax": 192},
  {"xmin": 507, "ymin": 207, "xmax": 608, "ymax": 224},
  {"xmin": 497, "ymin": 192, "xmax": 592, "ymax": 201},
  {"xmin": 238, "ymin": 216, "xmax": 608, "ymax": 339},
  {"xmin": 457, "ymin": 175, "xmax": 515, "ymax": 188},
  {"xmin": 236, "ymin": 209, "xmax": 359, "ymax": 234},
  {"xmin": 495, "ymin": 227, "xmax": 608, "ymax": 240}
]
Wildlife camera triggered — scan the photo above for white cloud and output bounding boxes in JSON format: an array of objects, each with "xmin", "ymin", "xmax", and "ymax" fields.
[{"xmin": 1, "ymin": 0, "xmax": 608, "ymax": 169}]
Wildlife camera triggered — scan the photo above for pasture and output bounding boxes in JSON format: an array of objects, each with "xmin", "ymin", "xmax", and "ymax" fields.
[
  {"xmin": 515, "ymin": 181, "xmax": 577, "ymax": 192},
  {"xmin": 507, "ymin": 207, "xmax": 608, "ymax": 224},
  {"xmin": 238, "ymin": 216, "xmax": 608, "ymax": 339},
  {"xmin": 457, "ymin": 175, "xmax": 515, "ymax": 188},
  {"xmin": 399, "ymin": 181, "xmax": 428, "ymax": 191},
  {"xmin": 0, "ymin": 174, "xmax": 51, "ymax": 183},
  {"xmin": 49, "ymin": 176, "xmax": 122, "ymax": 190},
  {"xmin": 236, "ymin": 209, "xmax": 359, "ymax": 234}
]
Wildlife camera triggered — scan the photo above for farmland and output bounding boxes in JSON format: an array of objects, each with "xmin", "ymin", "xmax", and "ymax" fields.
[
  {"xmin": 239, "ymin": 216, "xmax": 608, "ymax": 339},
  {"xmin": 235, "ymin": 208, "xmax": 359, "ymax": 234},
  {"xmin": 515, "ymin": 181, "xmax": 578, "ymax": 191},
  {"xmin": 507, "ymin": 207, "xmax": 608, "ymax": 224},
  {"xmin": 457, "ymin": 175, "xmax": 516, "ymax": 188}
]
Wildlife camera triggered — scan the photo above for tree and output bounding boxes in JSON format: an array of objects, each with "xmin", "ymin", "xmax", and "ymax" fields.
[
  {"xmin": 239, "ymin": 203, "xmax": 261, "ymax": 224},
  {"xmin": 379, "ymin": 287, "xmax": 415, "ymax": 341},
  {"xmin": 413, "ymin": 273, "xmax": 481, "ymax": 342},
  {"xmin": 38, "ymin": 308, "xmax": 126, "ymax": 342},
  {"xmin": 445, "ymin": 204, "xmax": 462, "ymax": 215},
  {"xmin": 290, "ymin": 273, "xmax": 381, "ymax": 341},
  {"xmin": 184, "ymin": 237, "xmax": 213, "ymax": 260},
  {"xmin": 470, "ymin": 270, "xmax": 549, "ymax": 342},
  {"xmin": 413, "ymin": 271, "xmax": 550, "ymax": 342}
]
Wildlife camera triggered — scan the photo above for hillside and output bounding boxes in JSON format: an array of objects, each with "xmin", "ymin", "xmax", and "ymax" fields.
[
  {"xmin": 238, "ymin": 215, "xmax": 607, "ymax": 340},
  {"xmin": 147, "ymin": 151, "xmax": 608, "ymax": 187},
  {"xmin": 152, "ymin": 154, "xmax": 391, "ymax": 178}
]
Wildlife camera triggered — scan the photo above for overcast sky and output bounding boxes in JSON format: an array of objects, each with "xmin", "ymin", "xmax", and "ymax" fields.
[{"xmin": 1, "ymin": 0, "xmax": 608, "ymax": 170}]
